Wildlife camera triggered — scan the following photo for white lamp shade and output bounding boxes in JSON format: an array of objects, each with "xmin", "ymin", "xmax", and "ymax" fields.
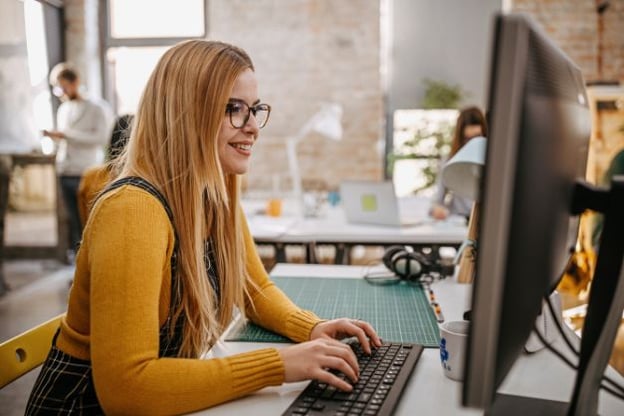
[
  {"xmin": 441, "ymin": 136, "xmax": 487, "ymax": 200},
  {"xmin": 310, "ymin": 103, "xmax": 343, "ymax": 141},
  {"xmin": 286, "ymin": 102, "xmax": 343, "ymax": 217}
]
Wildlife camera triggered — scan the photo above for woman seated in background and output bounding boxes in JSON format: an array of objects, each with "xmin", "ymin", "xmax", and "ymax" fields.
[
  {"xmin": 27, "ymin": 40, "xmax": 380, "ymax": 415},
  {"xmin": 430, "ymin": 106, "xmax": 488, "ymax": 220}
]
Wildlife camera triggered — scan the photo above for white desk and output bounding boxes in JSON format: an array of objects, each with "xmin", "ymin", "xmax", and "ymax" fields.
[
  {"xmin": 193, "ymin": 264, "xmax": 624, "ymax": 415},
  {"xmin": 245, "ymin": 201, "xmax": 468, "ymax": 264}
]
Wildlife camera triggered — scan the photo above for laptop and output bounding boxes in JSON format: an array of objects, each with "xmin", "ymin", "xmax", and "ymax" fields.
[{"xmin": 339, "ymin": 180, "xmax": 429, "ymax": 226}]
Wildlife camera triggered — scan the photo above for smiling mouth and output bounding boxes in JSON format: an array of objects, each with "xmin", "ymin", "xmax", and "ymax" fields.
[{"xmin": 230, "ymin": 143, "xmax": 252, "ymax": 151}]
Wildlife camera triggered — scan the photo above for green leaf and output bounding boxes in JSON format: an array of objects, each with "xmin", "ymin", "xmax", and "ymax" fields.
[{"xmin": 422, "ymin": 78, "xmax": 466, "ymax": 109}]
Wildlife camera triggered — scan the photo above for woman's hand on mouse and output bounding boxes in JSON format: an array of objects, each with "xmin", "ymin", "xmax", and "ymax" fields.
[{"xmin": 310, "ymin": 318, "xmax": 382, "ymax": 354}]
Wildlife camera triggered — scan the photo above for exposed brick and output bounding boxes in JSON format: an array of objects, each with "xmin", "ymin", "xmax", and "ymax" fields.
[
  {"xmin": 65, "ymin": 0, "xmax": 621, "ymax": 195},
  {"xmin": 512, "ymin": 0, "xmax": 623, "ymax": 82},
  {"xmin": 209, "ymin": 0, "xmax": 383, "ymax": 192}
]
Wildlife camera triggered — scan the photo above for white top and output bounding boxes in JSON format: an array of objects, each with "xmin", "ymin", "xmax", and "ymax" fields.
[{"xmin": 56, "ymin": 98, "xmax": 113, "ymax": 175}]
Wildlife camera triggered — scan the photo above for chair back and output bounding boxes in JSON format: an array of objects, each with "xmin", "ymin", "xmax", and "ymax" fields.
[{"xmin": 0, "ymin": 313, "xmax": 64, "ymax": 388}]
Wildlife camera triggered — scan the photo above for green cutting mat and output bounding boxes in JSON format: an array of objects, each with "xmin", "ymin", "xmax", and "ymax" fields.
[{"xmin": 226, "ymin": 276, "xmax": 440, "ymax": 347}]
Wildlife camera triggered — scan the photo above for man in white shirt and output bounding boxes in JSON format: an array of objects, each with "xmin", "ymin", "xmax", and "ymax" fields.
[{"xmin": 43, "ymin": 64, "xmax": 113, "ymax": 259}]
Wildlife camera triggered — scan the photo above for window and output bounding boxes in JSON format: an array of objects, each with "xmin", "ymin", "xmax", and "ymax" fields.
[
  {"xmin": 109, "ymin": 0, "xmax": 205, "ymax": 39},
  {"xmin": 391, "ymin": 109, "xmax": 457, "ymax": 197},
  {"xmin": 103, "ymin": 0, "xmax": 208, "ymax": 115},
  {"xmin": 24, "ymin": 0, "xmax": 54, "ymax": 136},
  {"xmin": 106, "ymin": 46, "xmax": 169, "ymax": 115}
]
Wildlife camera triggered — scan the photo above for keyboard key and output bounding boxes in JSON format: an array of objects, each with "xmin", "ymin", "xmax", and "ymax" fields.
[
  {"xmin": 321, "ymin": 386, "xmax": 337, "ymax": 399},
  {"xmin": 356, "ymin": 393, "xmax": 371, "ymax": 403},
  {"xmin": 281, "ymin": 342, "xmax": 423, "ymax": 416},
  {"xmin": 311, "ymin": 402, "xmax": 325, "ymax": 411}
]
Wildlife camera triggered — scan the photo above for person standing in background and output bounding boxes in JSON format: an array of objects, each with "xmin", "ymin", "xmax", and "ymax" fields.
[
  {"xmin": 42, "ymin": 63, "xmax": 113, "ymax": 259},
  {"xmin": 430, "ymin": 106, "xmax": 488, "ymax": 220}
]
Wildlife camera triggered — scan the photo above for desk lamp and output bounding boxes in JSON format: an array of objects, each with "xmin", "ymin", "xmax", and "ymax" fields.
[
  {"xmin": 441, "ymin": 136, "xmax": 486, "ymax": 283},
  {"xmin": 286, "ymin": 103, "xmax": 343, "ymax": 216}
]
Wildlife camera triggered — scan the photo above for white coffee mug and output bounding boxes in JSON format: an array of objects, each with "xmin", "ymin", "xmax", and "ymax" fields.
[{"xmin": 439, "ymin": 320, "xmax": 470, "ymax": 381}]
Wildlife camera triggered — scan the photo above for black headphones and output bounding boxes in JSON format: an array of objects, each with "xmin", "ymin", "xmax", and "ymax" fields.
[{"xmin": 382, "ymin": 245, "xmax": 433, "ymax": 282}]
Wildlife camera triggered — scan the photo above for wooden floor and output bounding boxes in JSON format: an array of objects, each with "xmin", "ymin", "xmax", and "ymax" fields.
[{"xmin": 0, "ymin": 259, "xmax": 73, "ymax": 415}]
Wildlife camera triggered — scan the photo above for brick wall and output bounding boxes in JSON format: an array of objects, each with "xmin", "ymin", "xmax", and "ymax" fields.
[
  {"xmin": 600, "ymin": 0, "xmax": 624, "ymax": 81},
  {"xmin": 61, "ymin": 0, "xmax": 383, "ymax": 193},
  {"xmin": 63, "ymin": 0, "xmax": 622, "ymax": 193},
  {"xmin": 511, "ymin": 0, "xmax": 624, "ymax": 83},
  {"xmin": 512, "ymin": 0, "xmax": 624, "ymax": 185},
  {"xmin": 209, "ymin": 0, "xmax": 384, "ymax": 192},
  {"xmin": 64, "ymin": 0, "xmax": 102, "ymax": 98}
]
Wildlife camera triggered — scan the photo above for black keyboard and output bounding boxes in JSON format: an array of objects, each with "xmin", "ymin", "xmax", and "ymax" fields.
[{"xmin": 282, "ymin": 342, "xmax": 424, "ymax": 416}]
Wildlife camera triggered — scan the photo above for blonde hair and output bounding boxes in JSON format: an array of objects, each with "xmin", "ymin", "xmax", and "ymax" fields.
[{"xmin": 117, "ymin": 40, "xmax": 255, "ymax": 357}]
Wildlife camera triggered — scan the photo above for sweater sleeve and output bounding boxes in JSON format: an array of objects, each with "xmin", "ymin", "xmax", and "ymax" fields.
[
  {"xmin": 240, "ymin": 208, "xmax": 323, "ymax": 342},
  {"xmin": 88, "ymin": 188, "xmax": 284, "ymax": 416}
]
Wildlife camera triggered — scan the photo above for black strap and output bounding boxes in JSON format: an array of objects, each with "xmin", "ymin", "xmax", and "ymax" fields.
[
  {"xmin": 97, "ymin": 176, "xmax": 181, "ymax": 301},
  {"xmin": 100, "ymin": 176, "xmax": 175, "ymax": 224},
  {"xmin": 98, "ymin": 176, "xmax": 180, "ymax": 252}
]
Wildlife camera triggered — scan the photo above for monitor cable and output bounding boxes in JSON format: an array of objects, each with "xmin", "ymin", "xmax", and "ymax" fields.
[
  {"xmin": 530, "ymin": 294, "xmax": 624, "ymax": 400},
  {"xmin": 543, "ymin": 293, "xmax": 624, "ymax": 396}
]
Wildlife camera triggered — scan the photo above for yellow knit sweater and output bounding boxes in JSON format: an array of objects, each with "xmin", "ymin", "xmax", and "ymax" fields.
[
  {"xmin": 56, "ymin": 184, "xmax": 321, "ymax": 415},
  {"xmin": 77, "ymin": 163, "xmax": 111, "ymax": 226}
]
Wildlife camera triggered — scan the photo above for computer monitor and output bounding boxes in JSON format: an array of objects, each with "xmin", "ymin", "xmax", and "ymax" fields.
[{"xmin": 462, "ymin": 13, "xmax": 624, "ymax": 415}]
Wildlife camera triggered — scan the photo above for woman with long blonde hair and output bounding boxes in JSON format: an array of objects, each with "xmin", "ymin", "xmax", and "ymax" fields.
[{"xmin": 26, "ymin": 40, "xmax": 380, "ymax": 415}]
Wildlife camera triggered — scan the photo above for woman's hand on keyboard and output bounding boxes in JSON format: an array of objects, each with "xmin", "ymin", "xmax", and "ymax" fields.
[
  {"xmin": 309, "ymin": 318, "xmax": 382, "ymax": 355},
  {"xmin": 279, "ymin": 338, "xmax": 359, "ymax": 391}
]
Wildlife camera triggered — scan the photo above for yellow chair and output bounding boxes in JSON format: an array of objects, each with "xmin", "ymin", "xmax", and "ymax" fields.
[{"xmin": 0, "ymin": 313, "xmax": 64, "ymax": 388}]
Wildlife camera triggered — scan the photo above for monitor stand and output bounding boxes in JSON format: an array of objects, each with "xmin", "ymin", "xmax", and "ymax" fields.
[
  {"xmin": 486, "ymin": 179, "xmax": 624, "ymax": 416},
  {"xmin": 567, "ymin": 178, "xmax": 624, "ymax": 416},
  {"xmin": 488, "ymin": 393, "xmax": 568, "ymax": 416}
]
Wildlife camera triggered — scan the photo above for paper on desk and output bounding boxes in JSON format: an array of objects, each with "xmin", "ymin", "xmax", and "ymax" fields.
[{"xmin": 246, "ymin": 216, "xmax": 297, "ymax": 239}]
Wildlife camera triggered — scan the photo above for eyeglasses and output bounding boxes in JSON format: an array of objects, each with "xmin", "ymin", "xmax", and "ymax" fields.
[{"xmin": 225, "ymin": 100, "xmax": 271, "ymax": 129}]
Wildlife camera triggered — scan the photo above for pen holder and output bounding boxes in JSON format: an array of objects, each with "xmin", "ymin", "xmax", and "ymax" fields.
[{"xmin": 456, "ymin": 203, "xmax": 479, "ymax": 284}]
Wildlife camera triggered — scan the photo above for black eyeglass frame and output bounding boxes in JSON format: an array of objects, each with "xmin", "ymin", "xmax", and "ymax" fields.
[{"xmin": 225, "ymin": 100, "xmax": 271, "ymax": 129}]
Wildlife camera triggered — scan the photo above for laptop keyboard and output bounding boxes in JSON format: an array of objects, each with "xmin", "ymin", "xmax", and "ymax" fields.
[{"xmin": 281, "ymin": 342, "xmax": 423, "ymax": 416}]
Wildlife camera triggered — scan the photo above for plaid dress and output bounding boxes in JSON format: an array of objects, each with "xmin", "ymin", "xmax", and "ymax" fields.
[{"xmin": 25, "ymin": 177, "xmax": 220, "ymax": 415}]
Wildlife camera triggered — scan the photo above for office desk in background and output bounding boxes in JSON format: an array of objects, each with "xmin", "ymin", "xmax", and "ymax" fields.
[
  {"xmin": 193, "ymin": 263, "xmax": 624, "ymax": 416},
  {"xmin": 0, "ymin": 153, "xmax": 68, "ymax": 295},
  {"xmin": 243, "ymin": 197, "xmax": 468, "ymax": 264}
]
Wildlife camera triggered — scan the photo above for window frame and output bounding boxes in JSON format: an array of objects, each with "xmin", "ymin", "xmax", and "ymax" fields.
[
  {"xmin": 100, "ymin": 0, "xmax": 209, "ymax": 112},
  {"xmin": 104, "ymin": 0, "xmax": 209, "ymax": 46}
]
